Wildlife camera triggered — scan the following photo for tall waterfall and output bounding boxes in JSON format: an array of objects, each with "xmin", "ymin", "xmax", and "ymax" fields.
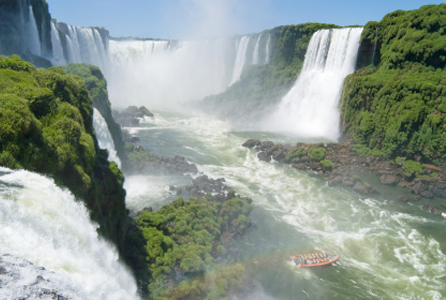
[
  {"xmin": 27, "ymin": 5, "xmax": 41, "ymax": 56},
  {"xmin": 50, "ymin": 21, "xmax": 66, "ymax": 66},
  {"xmin": 252, "ymin": 34, "xmax": 262, "ymax": 65},
  {"xmin": 0, "ymin": 167, "xmax": 138, "ymax": 299},
  {"xmin": 263, "ymin": 27, "xmax": 363, "ymax": 140},
  {"xmin": 106, "ymin": 38, "xmax": 232, "ymax": 108},
  {"xmin": 229, "ymin": 36, "xmax": 251, "ymax": 86},
  {"xmin": 93, "ymin": 108, "xmax": 122, "ymax": 168}
]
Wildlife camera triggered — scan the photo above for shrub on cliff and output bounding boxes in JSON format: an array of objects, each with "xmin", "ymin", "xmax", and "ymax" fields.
[{"xmin": 341, "ymin": 4, "xmax": 446, "ymax": 164}]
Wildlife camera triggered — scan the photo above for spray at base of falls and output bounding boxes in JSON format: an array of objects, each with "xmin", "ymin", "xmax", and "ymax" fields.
[
  {"xmin": 0, "ymin": 167, "xmax": 139, "ymax": 300},
  {"xmin": 93, "ymin": 108, "xmax": 121, "ymax": 168},
  {"xmin": 263, "ymin": 27, "xmax": 363, "ymax": 140}
]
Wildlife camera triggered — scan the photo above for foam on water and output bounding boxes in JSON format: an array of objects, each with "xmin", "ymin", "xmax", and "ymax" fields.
[
  {"xmin": 131, "ymin": 111, "xmax": 446, "ymax": 299},
  {"xmin": 0, "ymin": 168, "xmax": 139, "ymax": 300}
]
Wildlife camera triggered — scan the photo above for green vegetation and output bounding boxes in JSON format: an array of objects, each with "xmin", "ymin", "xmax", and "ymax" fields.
[
  {"xmin": 61, "ymin": 63, "xmax": 128, "ymax": 169},
  {"xmin": 135, "ymin": 195, "xmax": 253, "ymax": 298},
  {"xmin": 321, "ymin": 159, "xmax": 333, "ymax": 170},
  {"xmin": 309, "ymin": 146, "xmax": 326, "ymax": 161},
  {"xmin": 285, "ymin": 147, "xmax": 307, "ymax": 162},
  {"xmin": 202, "ymin": 23, "xmax": 339, "ymax": 121},
  {"xmin": 0, "ymin": 55, "xmax": 127, "ymax": 254},
  {"xmin": 341, "ymin": 4, "xmax": 446, "ymax": 164}
]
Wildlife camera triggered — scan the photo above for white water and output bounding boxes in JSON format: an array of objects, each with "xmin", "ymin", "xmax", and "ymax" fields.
[
  {"xmin": 50, "ymin": 21, "xmax": 66, "ymax": 66},
  {"xmin": 0, "ymin": 167, "xmax": 138, "ymax": 299},
  {"xmin": 129, "ymin": 110, "xmax": 446, "ymax": 300},
  {"xmin": 27, "ymin": 5, "xmax": 41, "ymax": 56},
  {"xmin": 107, "ymin": 38, "xmax": 231, "ymax": 108},
  {"xmin": 252, "ymin": 34, "xmax": 262, "ymax": 65},
  {"xmin": 265, "ymin": 33, "xmax": 271, "ymax": 64},
  {"xmin": 263, "ymin": 28, "xmax": 363, "ymax": 140},
  {"xmin": 229, "ymin": 36, "xmax": 251, "ymax": 86},
  {"xmin": 93, "ymin": 108, "xmax": 121, "ymax": 168},
  {"xmin": 63, "ymin": 25, "xmax": 108, "ymax": 70}
]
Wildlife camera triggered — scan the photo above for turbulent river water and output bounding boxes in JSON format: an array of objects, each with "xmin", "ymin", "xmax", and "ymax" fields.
[{"xmin": 123, "ymin": 110, "xmax": 446, "ymax": 300}]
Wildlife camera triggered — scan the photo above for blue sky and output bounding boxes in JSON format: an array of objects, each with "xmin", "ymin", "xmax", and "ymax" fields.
[{"xmin": 48, "ymin": 0, "xmax": 445, "ymax": 39}]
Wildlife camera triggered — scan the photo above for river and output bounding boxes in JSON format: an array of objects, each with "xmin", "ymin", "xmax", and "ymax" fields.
[{"xmin": 122, "ymin": 110, "xmax": 446, "ymax": 300}]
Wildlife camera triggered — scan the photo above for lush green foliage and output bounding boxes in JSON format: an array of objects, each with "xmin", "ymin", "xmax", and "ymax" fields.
[
  {"xmin": 320, "ymin": 159, "xmax": 333, "ymax": 169},
  {"xmin": 61, "ymin": 64, "xmax": 128, "ymax": 169},
  {"xmin": 309, "ymin": 146, "xmax": 326, "ymax": 161},
  {"xmin": 342, "ymin": 4, "xmax": 446, "ymax": 163},
  {"xmin": 0, "ymin": 57, "xmax": 127, "ymax": 251},
  {"xmin": 135, "ymin": 195, "xmax": 252, "ymax": 298}
]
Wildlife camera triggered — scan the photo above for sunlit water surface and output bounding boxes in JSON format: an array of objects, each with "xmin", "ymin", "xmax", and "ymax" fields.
[{"xmin": 123, "ymin": 111, "xmax": 446, "ymax": 300}]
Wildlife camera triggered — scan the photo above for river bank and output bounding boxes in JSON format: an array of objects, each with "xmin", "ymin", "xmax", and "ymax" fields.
[{"xmin": 242, "ymin": 139, "xmax": 446, "ymax": 218}]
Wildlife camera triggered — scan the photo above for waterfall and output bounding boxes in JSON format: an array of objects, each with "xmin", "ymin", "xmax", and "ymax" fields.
[
  {"xmin": 50, "ymin": 21, "xmax": 66, "ymax": 66},
  {"xmin": 0, "ymin": 167, "xmax": 138, "ymax": 299},
  {"xmin": 265, "ymin": 33, "xmax": 271, "ymax": 64},
  {"xmin": 27, "ymin": 5, "xmax": 41, "ymax": 56},
  {"xmin": 58, "ymin": 25, "xmax": 109, "ymax": 70},
  {"xmin": 108, "ymin": 39, "xmax": 170, "ymax": 66},
  {"xmin": 252, "ymin": 34, "xmax": 262, "ymax": 65},
  {"xmin": 93, "ymin": 108, "xmax": 121, "ymax": 168},
  {"xmin": 263, "ymin": 27, "xmax": 363, "ymax": 140},
  {"xmin": 107, "ymin": 38, "xmax": 232, "ymax": 108},
  {"xmin": 229, "ymin": 36, "xmax": 251, "ymax": 86}
]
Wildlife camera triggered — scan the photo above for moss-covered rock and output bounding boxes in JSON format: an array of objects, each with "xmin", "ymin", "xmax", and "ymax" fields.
[
  {"xmin": 60, "ymin": 63, "xmax": 129, "ymax": 170},
  {"xmin": 135, "ymin": 193, "xmax": 252, "ymax": 299},
  {"xmin": 0, "ymin": 56, "xmax": 127, "ymax": 255},
  {"xmin": 341, "ymin": 4, "xmax": 446, "ymax": 165}
]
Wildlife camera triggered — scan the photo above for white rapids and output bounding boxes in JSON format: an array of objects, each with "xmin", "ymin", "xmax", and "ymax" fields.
[{"xmin": 0, "ymin": 167, "xmax": 139, "ymax": 300}]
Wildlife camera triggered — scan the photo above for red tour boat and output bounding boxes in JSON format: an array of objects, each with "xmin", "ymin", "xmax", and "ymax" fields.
[{"xmin": 292, "ymin": 252, "xmax": 339, "ymax": 268}]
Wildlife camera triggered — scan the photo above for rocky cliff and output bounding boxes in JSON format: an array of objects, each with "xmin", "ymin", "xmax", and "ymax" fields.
[{"xmin": 341, "ymin": 4, "xmax": 446, "ymax": 165}]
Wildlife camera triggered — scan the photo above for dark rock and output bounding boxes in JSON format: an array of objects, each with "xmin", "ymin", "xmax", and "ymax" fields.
[
  {"xmin": 139, "ymin": 106, "xmax": 154, "ymax": 117},
  {"xmin": 342, "ymin": 179, "xmax": 354, "ymax": 187},
  {"xmin": 169, "ymin": 185, "xmax": 176, "ymax": 191},
  {"xmin": 410, "ymin": 181, "xmax": 426, "ymax": 195},
  {"xmin": 379, "ymin": 174, "xmax": 399, "ymax": 186},
  {"xmin": 272, "ymin": 149, "xmax": 286, "ymax": 162},
  {"xmin": 130, "ymin": 136, "xmax": 140, "ymax": 143},
  {"xmin": 422, "ymin": 204, "xmax": 443, "ymax": 215},
  {"xmin": 257, "ymin": 151, "xmax": 271, "ymax": 163},
  {"xmin": 327, "ymin": 175, "xmax": 342, "ymax": 186},
  {"xmin": 353, "ymin": 182, "xmax": 369, "ymax": 195},
  {"xmin": 396, "ymin": 195, "xmax": 409, "ymax": 202},
  {"xmin": 242, "ymin": 139, "xmax": 261, "ymax": 148},
  {"xmin": 300, "ymin": 156, "xmax": 310, "ymax": 164}
]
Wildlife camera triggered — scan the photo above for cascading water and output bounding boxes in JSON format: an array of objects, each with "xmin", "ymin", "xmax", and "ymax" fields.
[
  {"xmin": 252, "ymin": 34, "xmax": 262, "ymax": 65},
  {"xmin": 107, "ymin": 38, "xmax": 232, "ymax": 108},
  {"xmin": 0, "ymin": 167, "xmax": 139, "ymax": 300},
  {"xmin": 50, "ymin": 21, "xmax": 66, "ymax": 66},
  {"xmin": 229, "ymin": 36, "xmax": 251, "ymax": 86},
  {"xmin": 265, "ymin": 33, "xmax": 271, "ymax": 64},
  {"xmin": 93, "ymin": 108, "xmax": 122, "ymax": 168},
  {"xmin": 57, "ymin": 24, "xmax": 109, "ymax": 70},
  {"xmin": 27, "ymin": 5, "xmax": 41, "ymax": 56},
  {"xmin": 263, "ymin": 27, "xmax": 363, "ymax": 140}
]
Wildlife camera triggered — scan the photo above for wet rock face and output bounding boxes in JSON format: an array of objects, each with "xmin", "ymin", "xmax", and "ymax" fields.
[{"xmin": 112, "ymin": 105, "xmax": 154, "ymax": 127}]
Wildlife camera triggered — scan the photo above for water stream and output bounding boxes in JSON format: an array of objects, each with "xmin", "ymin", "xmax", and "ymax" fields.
[{"xmin": 124, "ymin": 111, "xmax": 446, "ymax": 300}]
